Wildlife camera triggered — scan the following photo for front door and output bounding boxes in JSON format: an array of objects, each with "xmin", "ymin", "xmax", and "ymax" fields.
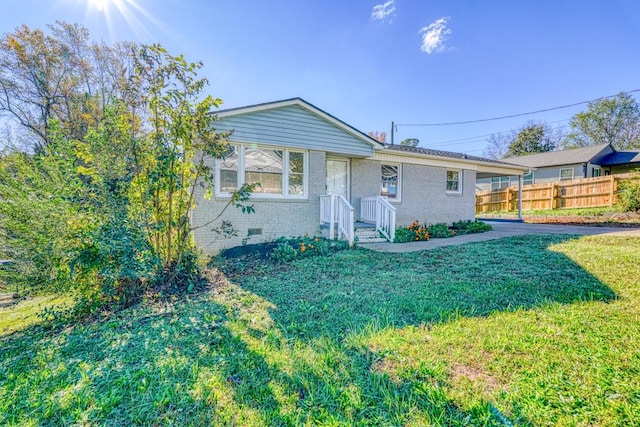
[{"xmin": 326, "ymin": 159, "xmax": 349, "ymax": 199}]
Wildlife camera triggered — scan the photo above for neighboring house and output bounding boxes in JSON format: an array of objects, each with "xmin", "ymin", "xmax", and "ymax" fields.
[
  {"xmin": 476, "ymin": 143, "xmax": 640, "ymax": 191},
  {"xmin": 192, "ymin": 98, "xmax": 528, "ymax": 253}
]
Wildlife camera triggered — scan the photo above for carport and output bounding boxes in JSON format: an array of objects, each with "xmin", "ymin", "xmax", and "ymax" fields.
[{"xmin": 474, "ymin": 160, "xmax": 531, "ymax": 220}]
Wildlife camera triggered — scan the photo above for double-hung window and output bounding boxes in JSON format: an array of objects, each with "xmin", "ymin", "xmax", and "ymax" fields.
[
  {"xmin": 559, "ymin": 168, "xmax": 574, "ymax": 181},
  {"xmin": 219, "ymin": 146, "xmax": 239, "ymax": 193},
  {"xmin": 446, "ymin": 169, "xmax": 462, "ymax": 193},
  {"xmin": 381, "ymin": 163, "xmax": 401, "ymax": 201},
  {"xmin": 216, "ymin": 144, "xmax": 307, "ymax": 198}
]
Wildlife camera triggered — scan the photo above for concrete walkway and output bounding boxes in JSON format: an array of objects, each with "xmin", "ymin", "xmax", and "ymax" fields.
[{"xmin": 358, "ymin": 221, "xmax": 640, "ymax": 253}]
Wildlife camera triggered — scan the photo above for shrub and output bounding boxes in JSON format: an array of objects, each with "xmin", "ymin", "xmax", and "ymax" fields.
[
  {"xmin": 270, "ymin": 241, "xmax": 299, "ymax": 262},
  {"xmin": 451, "ymin": 219, "xmax": 492, "ymax": 234},
  {"xmin": 394, "ymin": 227, "xmax": 416, "ymax": 243},
  {"xmin": 394, "ymin": 221, "xmax": 429, "ymax": 242},
  {"xmin": 270, "ymin": 235, "xmax": 349, "ymax": 262},
  {"xmin": 617, "ymin": 179, "xmax": 640, "ymax": 212},
  {"xmin": 427, "ymin": 223, "xmax": 455, "ymax": 238}
]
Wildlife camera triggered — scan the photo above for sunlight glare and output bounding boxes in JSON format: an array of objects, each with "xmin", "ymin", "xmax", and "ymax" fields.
[
  {"xmin": 89, "ymin": 0, "xmax": 111, "ymax": 12},
  {"xmin": 74, "ymin": 0, "xmax": 165, "ymax": 42}
]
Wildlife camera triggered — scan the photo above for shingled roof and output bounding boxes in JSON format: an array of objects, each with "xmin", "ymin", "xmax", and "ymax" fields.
[
  {"xmin": 383, "ymin": 143, "xmax": 515, "ymax": 166},
  {"xmin": 500, "ymin": 143, "xmax": 613, "ymax": 168},
  {"xmin": 599, "ymin": 150, "xmax": 640, "ymax": 166}
]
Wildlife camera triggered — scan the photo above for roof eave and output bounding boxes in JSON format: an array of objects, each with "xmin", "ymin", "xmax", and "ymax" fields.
[{"xmin": 382, "ymin": 147, "xmax": 531, "ymax": 171}]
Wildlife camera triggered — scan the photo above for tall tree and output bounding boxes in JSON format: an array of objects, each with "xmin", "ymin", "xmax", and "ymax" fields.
[
  {"xmin": 0, "ymin": 22, "xmax": 134, "ymax": 152},
  {"xmin": 563, "ymin": 92, "xmax": 640, "ymax": 150},
  {"xmin": 483, "ymin": 131, "xmax": 514, "ymax": 159},
  {"xmin": 505, "ymin": 121, "xmax": 558, "ymax": 157},
  {"xmin": 0, "ymin": 26, "xmax": 255, "ymax": 305}
]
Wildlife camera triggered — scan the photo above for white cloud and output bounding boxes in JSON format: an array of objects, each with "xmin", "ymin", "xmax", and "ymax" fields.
[
  {"xmin": 372, "ymin": 0, "xmax": 395, "ymax": 22},
  {"xmin": 419, "ymin": 17, "xmax": 451, "ymax": 54}
]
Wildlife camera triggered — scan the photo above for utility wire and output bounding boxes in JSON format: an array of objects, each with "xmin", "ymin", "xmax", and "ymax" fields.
[
  {"xmin": 396, "ymin": 88, "xmax": 640, "ymax": 127},
  {"xmin": 425, "ymin": 117, "xmax": 572, "ymax": 148}
]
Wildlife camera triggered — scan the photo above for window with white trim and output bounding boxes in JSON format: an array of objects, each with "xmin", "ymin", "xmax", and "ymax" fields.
[
  {"xmin": 592, "ymin": 167, "xmax": 601, "ymax": 177},
  {"xmin": 446, "ymin": 169, "xmax": 462, "ymax": 193},
  {"xmin": 381, "ymin": 163, "xmax": 401, "ymax": 200},
  {"xmin": 216, "ymin": 144, "xmax": 307, "ymax": 198},
  {"xmin": 245, "ymin": 147, "xmax": 284, "ymax": 194},
  {"xmin": 523, "ymin": 171, "xmax": 534, "ymax": 186},
  {"xmin": 559, "ymin": 168, "xmax": 574, "ymax": 181},
  {"xmin": 219, "ymin": 146, "xmax": 239, "ymax": 193},
  {"xmin": 491, "ymin": 176, "xmax": 510, "ymax": 191}
]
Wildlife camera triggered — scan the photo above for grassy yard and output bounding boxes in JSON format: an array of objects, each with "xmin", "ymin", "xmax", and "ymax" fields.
[
  {"xmin": 478, "ymin": 206, "xmax": 640, "ymax": 225},
  {"xmin": 1, "ymin": 234, "xmax": 639, "ymax": 425}
]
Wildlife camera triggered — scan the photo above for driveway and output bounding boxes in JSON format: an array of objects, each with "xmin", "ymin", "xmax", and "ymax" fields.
[{"xmin": 358, "ymin": 221, "xmax": 640, "ymax": 253}]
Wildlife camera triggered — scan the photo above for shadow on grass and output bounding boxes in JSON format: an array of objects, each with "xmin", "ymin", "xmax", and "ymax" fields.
[
  {"xmin": 0, "ymin": 297, "xmax": 287, "ymax": 425},
  {"xmin": 0, "ymin": 234, "xmax": 615, "ymax": 425},
  {"xmin": 219, "ymin": 234, "xmax": 617, "ymax": 341},
  {"xmin": 0, "ymin": 294, "xmax": 480, "ymax": 425}
]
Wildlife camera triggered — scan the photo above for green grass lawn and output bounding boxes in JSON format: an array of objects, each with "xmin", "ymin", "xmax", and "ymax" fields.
[{"xmin": 1, "ymin": 234, "xmax": 639, "ymax": 426}]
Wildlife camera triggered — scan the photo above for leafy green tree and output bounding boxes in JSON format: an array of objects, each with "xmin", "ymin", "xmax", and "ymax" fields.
[
  {"xmin": 0, "ymin": 27, "xmax": 255, "ymax": 307},
  {"xmin": 400, "ymin": 138, "xmax": 419, "ymax": 147},
  {"xmin": 0, "ymin": 123, "xmax": 93, "ymax": 293},
  {"xmin": 127, "ymin": 44, "xmax": 255, "ymax": 277},
  {"xmin": 564, "ymin": 92, "xmax": 640, "ymax": 150},
  {"xmin": 505, "ymin": 122, "xmax": 558, "ymax": 157}
]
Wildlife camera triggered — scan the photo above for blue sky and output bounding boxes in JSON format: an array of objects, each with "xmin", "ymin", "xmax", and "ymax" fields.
[{"xmin": 1, "ymin": 0, "xmax": 639, "ymax": 155}]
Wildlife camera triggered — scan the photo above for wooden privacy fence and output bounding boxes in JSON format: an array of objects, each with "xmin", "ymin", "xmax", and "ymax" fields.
[{"xmin": 476, "ymin": 173, "xmax": 640, "ymax": 213}]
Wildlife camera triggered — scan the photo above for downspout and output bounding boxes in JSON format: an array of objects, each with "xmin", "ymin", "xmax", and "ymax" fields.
[{"xmin": 582, "ymin": 162, "xmax": 588, "ymax": 178}]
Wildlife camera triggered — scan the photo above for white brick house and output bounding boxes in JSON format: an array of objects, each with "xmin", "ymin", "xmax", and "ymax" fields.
[{"xmin": 192, "ymin": 98, "xmax": 527, "ymax": 253}]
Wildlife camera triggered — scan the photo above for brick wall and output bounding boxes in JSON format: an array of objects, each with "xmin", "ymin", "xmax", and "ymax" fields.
[
  {"xmin": 192, "ymin": 150, "xmax": 326, "ymax": 254},
  {"xmin": 351, "ymin": 158, "xmax": 381, "ymax": 219},
  {"xmin": 350, "ymin": 159, "xmax": 476, "ymax": 225},
  {"xmin": 399, "ymin": 164, "xmax": 476, "ymax": 225}
]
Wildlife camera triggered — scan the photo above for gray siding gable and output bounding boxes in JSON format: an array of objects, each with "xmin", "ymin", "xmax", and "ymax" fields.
[{"xmin": 214, "ymin": 104, "xmax": 375, "ymax": 157}]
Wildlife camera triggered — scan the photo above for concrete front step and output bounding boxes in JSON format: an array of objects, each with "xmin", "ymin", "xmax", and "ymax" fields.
[
  {"xmin": 354, "ymin": 229, "xmax": 390, "ymax": 243},
  {"xmin": 355, "ymin": 232, "xmax": 381, "ymax": 238},
  {"xmin": 357, "ymin": 237, "xmax": 388, "ymax": 243}
]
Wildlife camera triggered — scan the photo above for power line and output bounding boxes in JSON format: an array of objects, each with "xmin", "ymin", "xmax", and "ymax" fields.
[
  {"xmin": 425, "ymin": 117, "xmax": 572, "ymax": 148},
  {"xmin": 396, "ymin": 88, "xmax": 640, "ymax": 127}
]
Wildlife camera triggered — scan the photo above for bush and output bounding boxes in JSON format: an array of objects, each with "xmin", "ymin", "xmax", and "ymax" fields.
[
  {"xmin": 617, "ymin": 179, "xmax": 640, "ymax": 212},
  {"xmin": 270, "ymin": 235, "xmax": 350, "ymax": 262},
  {"xmin": 395, "ymin": 221, "xmax": 430, "ymax": 243},
  {"xmin": 394, "ymin": 227, "xmax": 416, "ymax": 243},
  {"xmin": 270, "ymin": 241, "xmax": 299, "ymax": 262},
  {"xmin": 427, "ymin": 223, "xmax": 455, "ymax": 238},
  {"xmin": 393, "ymin": 220, "xmax": 491, "ymax": 242},
  {"xmin": 451, "ymin": 219, "xmax": 492, "ymax": 234}
]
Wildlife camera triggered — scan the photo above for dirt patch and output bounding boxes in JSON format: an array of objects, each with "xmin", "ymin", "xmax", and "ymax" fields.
[
  {"xmin": 371, "ymin": 357, "xmax": 401, "ymax": 378},
  {"xmin": 525, "ymin": 212, "xmax": 640, "ymax": 227},
  {"xmin": 450, "ymin": 362, "xmax": 501, "ymax": 395}
]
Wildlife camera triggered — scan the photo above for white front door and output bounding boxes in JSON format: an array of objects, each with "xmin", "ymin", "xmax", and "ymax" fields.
[{"xmin": 326, "ymin": 159, "xmax": 349, "ymax": 199}]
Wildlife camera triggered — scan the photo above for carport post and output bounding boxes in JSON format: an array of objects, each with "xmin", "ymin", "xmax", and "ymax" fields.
[{"xmin": 518, "ymin": 174, "xmax": 523, "ymax": 220}]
